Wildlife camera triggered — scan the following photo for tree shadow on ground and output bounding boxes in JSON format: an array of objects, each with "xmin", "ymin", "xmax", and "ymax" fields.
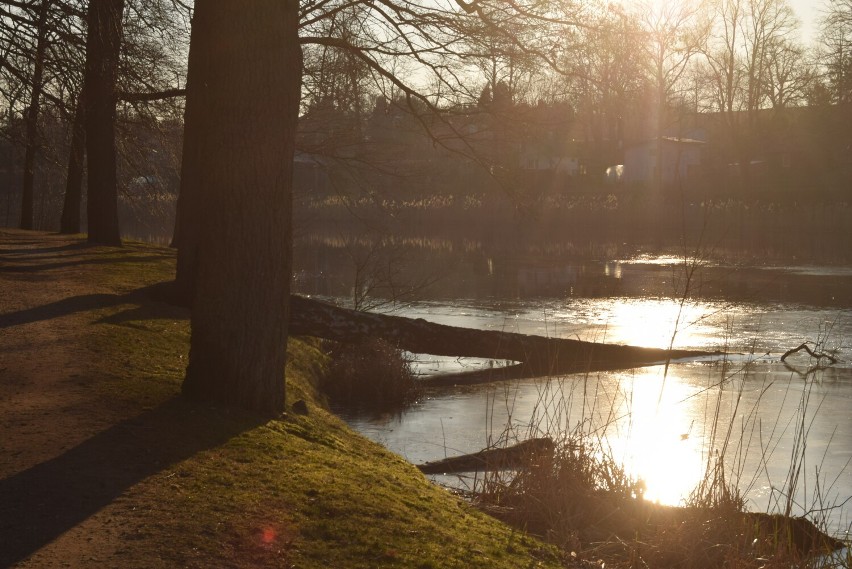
[
  {"xmin": 0, "ymin": 233, "xmax": 174, "ymax": 273},
  {"xmin": 0, "ymin": 282, "xmax": 188, "ymax": 328},
  {"xmin": 0, "ymin": 398, "xmax": 265, "ymax": 566},
  {"xmin": 0, "ymin": 241, "xmax": 93, "ymax": 257},
  {"xmin": 0, "ymin": 254, "xmax": 173, "ymax": 273}
]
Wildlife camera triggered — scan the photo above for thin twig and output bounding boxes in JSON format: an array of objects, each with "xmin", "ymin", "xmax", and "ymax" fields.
[{"xmin": 780, "ymin": 343, "xmax": 838, "ymax": 365}]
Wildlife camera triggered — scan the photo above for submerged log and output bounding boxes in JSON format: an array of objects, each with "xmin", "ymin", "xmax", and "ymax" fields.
[
  {"xmin": 417, "ymin": 438, "xmax": 555, "ymax": 474},
  {"xmin": 289, "ymin": 295, "xmax": 721, "ymax": 378}
]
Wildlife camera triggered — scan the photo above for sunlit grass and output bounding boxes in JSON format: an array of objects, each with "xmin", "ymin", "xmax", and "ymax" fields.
[{"xmin": 54, "ymin": 234, "xmax": 565, "ymax": 568}]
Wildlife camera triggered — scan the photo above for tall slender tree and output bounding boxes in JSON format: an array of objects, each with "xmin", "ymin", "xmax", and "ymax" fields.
[
  {"xmin": 560, "ymin": 6, "xmax": 645, "ymax": 177},
  {"xmin": 820, "ymin": 0, "xmax": 852, "ymax": 103},
  {"xmin": 59, "ymin": 89, "xmax": 85, "ymax": 234},
  {"xmin": 18, "ymin": 0, "xmax": 51, "ymax": 230},
  {"xmin": 636, "ymin": 0, "xmax": 709, "ymax": 190},
  {"xmin": 698, "ymin": 0, "xmax": 800, "ymax": 185},
  {"xmin": 59, "ymin": 0, "xmax": 190, "ymax": 236},
  {"xmin": 84, "ymin": 0, "xmax": 125, "ymax": 245}
]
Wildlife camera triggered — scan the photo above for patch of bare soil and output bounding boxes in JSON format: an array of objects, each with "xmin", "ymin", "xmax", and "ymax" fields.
[
  {"xmin": 0, "ymin": 230, "xmax": 149, "ymax": 567},
  {"xmin": 0, "ymin": 230, "xmax": 260, "ymax": 568}
]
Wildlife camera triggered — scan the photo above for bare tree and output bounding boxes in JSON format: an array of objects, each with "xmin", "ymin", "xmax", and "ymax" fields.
[
  {"xmin": 0, "ymin": 0, "xmax": 82, "ymax": 229},
  {"xmin": 83, "ymin": 0, "xmax": 125, "ymax": 245},
  {"xmin": 763, "ymin": 37, "xmax": 812, "ymax": 109},
  {"xmin": 819, "ymin": 0, "xmax": 852, "ymax": 103},
  {"xmin": 299, "ymin": 4, "xmax": 374, "ymax": 156},
  {"xmin": 59, "ymin": 88, "xmax": 84, "ymax": 233},
  {"xmin": 697, "ymin": 0, "xmax": 801, "ymax": 185},
  {"xmin": 0, "ymin": 0, "xmax": 188, "ymax": 237},
  {"xmin": 175, "ymin": 0, "xmax": 588, "ymax": 412},
  {"xmin": 84, "ymin": 0, "xmax": 190, "ymax": 244},
  {"xmin": 17, "ymin": 0, "xmax": 50, "ymax": 230},
  {"xmin": 560, "ymin": 3, "xmax": 645, "ymax": 177}
]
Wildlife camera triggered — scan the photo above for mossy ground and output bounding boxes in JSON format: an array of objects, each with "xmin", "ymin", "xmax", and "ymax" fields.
[{"xmin": 0, "ymin": 231, "xmax": 563, "ymax": 568}]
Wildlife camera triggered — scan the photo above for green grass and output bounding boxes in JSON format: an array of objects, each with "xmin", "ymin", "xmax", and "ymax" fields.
[{"xmin": 66, "ymin": 237, "xmax": 564, "ymax": 568}]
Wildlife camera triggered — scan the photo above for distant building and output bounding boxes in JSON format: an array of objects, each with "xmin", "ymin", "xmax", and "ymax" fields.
[{"xmin": 623, "ymin": 137, "xmax": 705, "ymax": 187}]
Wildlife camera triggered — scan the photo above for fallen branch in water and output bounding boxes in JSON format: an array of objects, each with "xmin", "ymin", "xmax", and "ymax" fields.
[
  {"xmin": 780, "ymin": 343, "xmax": 838, "ymax": 365},
  {"xmin": 416, "ymin": 438, "xmax": 554, "ymax": 474},
  {"xmin": 149, "ymin": 282, "xmax": 722, "ymax": 385},
  {"xmin": 150, "ymin": 283, "xmax": 726, "ymax": 381},
  {"xmin": 289, "ymin": 295, "xmax": 724, "ymax": 380}
]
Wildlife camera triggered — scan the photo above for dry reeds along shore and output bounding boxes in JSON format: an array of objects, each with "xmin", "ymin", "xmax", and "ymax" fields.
[{"xmin": 440, "ymin": 351, "xmax": 851, "ymax": 568}]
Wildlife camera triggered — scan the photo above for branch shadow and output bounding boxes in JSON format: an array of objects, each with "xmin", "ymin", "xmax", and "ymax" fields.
[{"xmin": 0, "ymin": 398, "xmax": 265, "ymax": 566}]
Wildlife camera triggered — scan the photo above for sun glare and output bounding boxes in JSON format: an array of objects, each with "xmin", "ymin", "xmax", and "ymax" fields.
[
  {"xmin": 601, "ymin": 299, "xmax": 718, "ymax": 351},
  {"xmin": 605, "ymin": 369, "xmax": 706, "ymax": 505},
  {"xmin": 643, "ymin": 0, "xmax": 685, "ymax": 18}
]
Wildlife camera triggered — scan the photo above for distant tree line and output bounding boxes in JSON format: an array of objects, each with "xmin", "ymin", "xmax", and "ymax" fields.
[
  {"xmin": 0, "ymin": 0, "xmax": 850, "ymax": 413},
  {"xmin": 3, "ymin": 0, "xmax": 852, "ymax": 235},
  {"xmin": 0, "ymin": 0, "xmax": 188, "ymax": 237}
]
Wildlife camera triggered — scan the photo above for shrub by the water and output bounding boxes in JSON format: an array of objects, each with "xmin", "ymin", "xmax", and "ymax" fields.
[
  {"xmin": 475, "ymin": 435, "xmax": 845, "ymax": 568},
  {"xmin": 321, "ymin": 338, "xmax": 418, "ymax": 412}
]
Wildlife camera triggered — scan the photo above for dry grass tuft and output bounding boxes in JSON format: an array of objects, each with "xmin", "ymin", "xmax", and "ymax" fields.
[
  {"xmin": 473, "ymin": 435, "xmax": 846, "ymax": 567},
  {"xmin": 320, "ymin": 338, "xmax": 419, "ymax": 413}
]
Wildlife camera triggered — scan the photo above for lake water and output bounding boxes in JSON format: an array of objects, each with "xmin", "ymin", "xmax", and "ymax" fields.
[{"xmin": 293, "ymin": 232, "xmax": 852, "ymax": 539}]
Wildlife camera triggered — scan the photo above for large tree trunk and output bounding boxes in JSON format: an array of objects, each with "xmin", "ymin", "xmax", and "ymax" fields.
[
  {"xmin": 289, "ymin": 296, "xmax": 720, "ymax": 379},
  {"xmin": 59, "ymin": 93, "xmax": 86, "ymax": 234},
  {"xmin": 19, "ymin": 0, "xmax": 50, "ymax": 231},
  {"xmin": 84, "ymin": 0, "xmax": 124, "ymax": 245},
  {"xmin": 181, "ymin": 1, "xmax": 302, "ymax": 415}
]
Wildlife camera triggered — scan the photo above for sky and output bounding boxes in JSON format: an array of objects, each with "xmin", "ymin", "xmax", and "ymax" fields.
[{"xmin": 789, "ymin": 0, "xmax": 823, "ymax": 44}]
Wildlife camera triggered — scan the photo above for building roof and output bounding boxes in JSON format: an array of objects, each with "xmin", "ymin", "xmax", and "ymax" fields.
[{"xmin": 625, "ymin": 136, "xmax": 706, "ymax": 150}]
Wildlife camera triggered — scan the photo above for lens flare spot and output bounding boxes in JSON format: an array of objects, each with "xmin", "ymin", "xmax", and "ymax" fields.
[{"xmin": 261, "ymin": 527, "xmax": 276, "ymax": 544}]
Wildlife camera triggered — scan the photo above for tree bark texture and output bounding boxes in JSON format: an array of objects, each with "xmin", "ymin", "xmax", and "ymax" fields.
[
  {"xmin": 181, "ymin": 1, "xmax": 302, "ymax": 415},
  {"xmin": 84, "ymin": 0, "xmax": 124, "ymax": 245},
  {"xmin": 60, "ymin": 93, "xmax": 86, "ymax": 234},
  {"xmin": 19, "ymin": 0, "xmax": 50, "ymax": 231},
  {"xmin": 289, "ymin": 296, "xmax": 720, "ymax": 379}
]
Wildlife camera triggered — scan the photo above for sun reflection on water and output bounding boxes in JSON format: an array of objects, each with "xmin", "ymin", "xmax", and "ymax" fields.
[
  {"xmin": 596, "ymin": 369, "xmax": 707, "ymax": 505},
  {"xmin": 592, "ymin": 299, "xmax": 722, "ymax": 350}
]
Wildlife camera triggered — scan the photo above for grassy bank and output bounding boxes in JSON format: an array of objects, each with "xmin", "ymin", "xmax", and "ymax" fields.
[{"xmin": 0, "ymin": 231, "xmax": 562, "ymax": 568}]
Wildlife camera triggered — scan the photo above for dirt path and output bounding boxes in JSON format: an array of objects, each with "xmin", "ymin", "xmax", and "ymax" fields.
[
  {"xmin": 0, "ymin": 230, "xmax": 187, "ymax": 568},
  {"xmin": 1, "ymin": 231, "xmax": 127, "ymax": 473}
]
